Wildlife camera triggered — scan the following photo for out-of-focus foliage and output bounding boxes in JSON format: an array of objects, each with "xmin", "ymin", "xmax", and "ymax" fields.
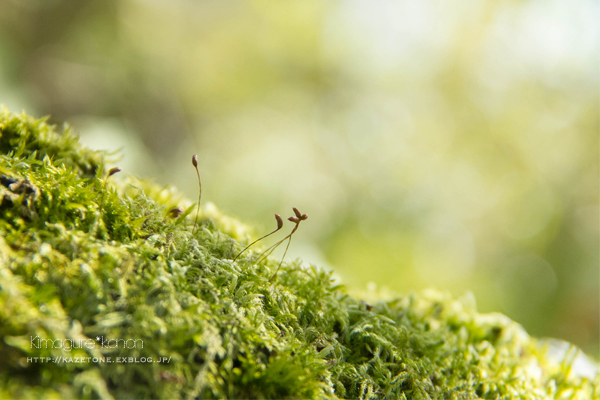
[
  {"xmin": 1, "ymin": 109, "xmax": 598, "ymax": 399},
  {"xmin": 0, "ymin": 0, "xmax": 597, "ymax": 357}
]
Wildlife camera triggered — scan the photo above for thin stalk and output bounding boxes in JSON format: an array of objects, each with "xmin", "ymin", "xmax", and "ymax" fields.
[
  {"xmin": 192, "ymin": 155, "xmax": 201, "ymax": 234},
  {"xmin": 269, "ymin": 235, "xmax": 293, "ymax": 282},
  {"xmin": 233, "ymin": 214, "xmax": 283, "ymax": 262},
  {"xmin": 100, "ymin": 166, "xmax": 122, "ymax": 211},
  {"xmin": 254, "ymin": 236, "xmax": 288, "ymax": 265}
]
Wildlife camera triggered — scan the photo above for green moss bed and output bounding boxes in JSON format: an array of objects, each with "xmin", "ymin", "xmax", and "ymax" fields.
[{"xmin": 0, "ymin": 108, "xmax": 598, "ymax": 399}]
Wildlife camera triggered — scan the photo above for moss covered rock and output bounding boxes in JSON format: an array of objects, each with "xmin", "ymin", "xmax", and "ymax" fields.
[{"xmin": 0, "ymin": 108, "xmax": 598, "ymax": 399}]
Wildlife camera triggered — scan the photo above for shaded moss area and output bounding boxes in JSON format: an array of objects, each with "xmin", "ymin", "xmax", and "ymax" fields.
[{"xmin": 0, "ymin": 108, "xmax": 597, "ymax": 399}]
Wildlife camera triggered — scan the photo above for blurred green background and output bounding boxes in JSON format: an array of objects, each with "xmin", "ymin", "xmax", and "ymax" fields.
[{"xmin": 0, "ymin": 0, "xmax": 597, "ymax": 357}]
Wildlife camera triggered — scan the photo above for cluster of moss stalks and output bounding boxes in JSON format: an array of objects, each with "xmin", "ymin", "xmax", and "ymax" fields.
[{"xmin": 0, "ymin": 108, "xmax": 597, "ymax": 399}]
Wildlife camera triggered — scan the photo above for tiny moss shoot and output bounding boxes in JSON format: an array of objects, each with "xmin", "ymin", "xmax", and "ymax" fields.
[{"xmin": 0, "ymin": 108, "xmax": 598, "ymax": 399}]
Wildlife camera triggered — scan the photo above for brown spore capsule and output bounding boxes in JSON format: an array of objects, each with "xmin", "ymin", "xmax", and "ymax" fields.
[
  {"xmin": 108, "ymin": 167, "xmax": 122, "ymax": 177},
  {"xmin": 275, "ymin": 214, "xmax": 284, "ymax": 230},
  {"xmin": 292, "ymin": 207, "xmax": 302, "ymax": 218},
  {"xmin": 168, "ymin": 207, "xmax": 183, "ymax": 218}
]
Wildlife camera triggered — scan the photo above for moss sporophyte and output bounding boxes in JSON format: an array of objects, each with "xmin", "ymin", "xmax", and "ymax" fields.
[{"xmin": 0, "ymin": 108, "xmax": 598, "ymax": 399}]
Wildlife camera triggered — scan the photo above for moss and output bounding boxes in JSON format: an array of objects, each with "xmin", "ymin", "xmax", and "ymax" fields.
[{"xmin": 0, "ymin": 108, "xmax": 598, "ymax": 399}]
